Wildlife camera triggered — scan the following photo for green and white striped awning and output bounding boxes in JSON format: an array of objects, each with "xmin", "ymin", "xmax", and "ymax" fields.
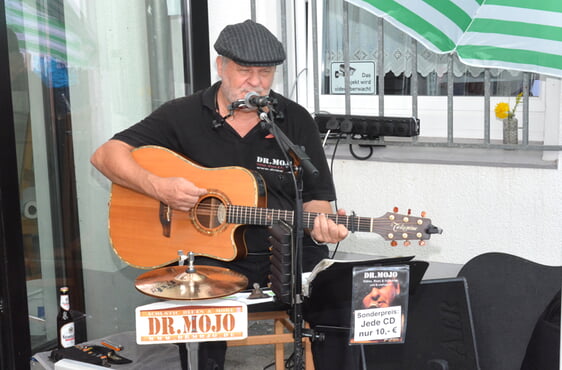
[{"xmin": 346, "ymin": 0, "xmax": 562, "ymax": 78}]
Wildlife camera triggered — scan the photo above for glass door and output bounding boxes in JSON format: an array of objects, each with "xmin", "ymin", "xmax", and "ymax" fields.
[
  {"xmin": 6, "ymin": 0, "xmax": 62, "ymax": 350},
  {"xmin": 4, "ymin": 0, "xmax": 191, "ymax": 355}
]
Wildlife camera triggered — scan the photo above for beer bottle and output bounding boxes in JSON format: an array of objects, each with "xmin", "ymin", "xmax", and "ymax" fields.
[{"xmin": 57, "ymin": 286, "xmax": 75, "ymax": 348}]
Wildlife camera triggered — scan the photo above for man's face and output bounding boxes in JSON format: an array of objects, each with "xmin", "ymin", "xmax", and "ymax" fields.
[
  {"xmin": 362, "ymin": 280, "xmax": 400, "ymax": 308},
  {"xmin": 216, "ymin": 56, "xmax": 276, "ymax": 104}
]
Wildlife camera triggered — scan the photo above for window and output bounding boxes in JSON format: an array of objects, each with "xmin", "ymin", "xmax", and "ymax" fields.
[
  {"xmin": 298, "ymin": 0, "xmax": 562, "ymax": 167},
  {"xmin": 321, "ymin": 0, "xmax": 536, "ymax": 98}
]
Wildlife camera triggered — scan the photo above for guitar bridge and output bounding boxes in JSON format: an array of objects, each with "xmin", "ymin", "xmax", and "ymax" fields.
[{"xmin": 159, "ymin": 202, "xmax": 172, "ymax": 237}]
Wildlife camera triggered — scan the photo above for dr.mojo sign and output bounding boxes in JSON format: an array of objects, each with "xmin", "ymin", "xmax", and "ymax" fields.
[
  {"xmin": 136, "ymin": 299, "xmax": 247, "ymax": 344},
  {"xmin": 330, "ymin": 61, "xmax": 376, "ymax": 94}
]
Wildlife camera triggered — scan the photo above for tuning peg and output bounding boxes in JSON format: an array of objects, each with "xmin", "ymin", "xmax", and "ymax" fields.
[
  {"xmin": 390, "ymin": 240, "xmax": 398, "ymax": 247},
  {"xmin": 407, "ymin": 209, "xmax": 411, "ymax": 215},
  {"xmin": 421, "ymin": 211, "xmax": 427, "ymax": 217},
  {"xmin": 418, "ymin": 240, "xmax": 426, "ymax": 246},
  {"xmin": 393, "ymin": 206, "xmax": 399, "ymax": 213},
  {"xmin": 404, "ymin": 240, "xmax": 411, "ymax": 246}
]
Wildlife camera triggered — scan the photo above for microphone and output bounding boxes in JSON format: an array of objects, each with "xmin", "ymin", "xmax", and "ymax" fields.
[
  {"xmin": 211, "ymin": 111, "xmax": 231, "ymax": 129},
  {"xmin": 244, "ymin": 92, "xmax": 272, "ymax": 109},
  {"xmin": 211, "ymin": 119, "xmax": 224, "ymax": 129}
]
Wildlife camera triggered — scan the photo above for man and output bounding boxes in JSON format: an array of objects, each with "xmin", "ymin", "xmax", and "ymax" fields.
[
  {"xmin": 362, "ymin": 279, "xmax": 401, "ymax": 308},
  {"xmin": 91, "ymin": 20, "xmax": 348, "ymax": 369}
]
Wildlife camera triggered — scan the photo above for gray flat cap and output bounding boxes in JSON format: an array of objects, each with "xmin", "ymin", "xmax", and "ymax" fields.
[{"xmin": 214, "ymin": 20, "xmax": 286, "ymax": 66}]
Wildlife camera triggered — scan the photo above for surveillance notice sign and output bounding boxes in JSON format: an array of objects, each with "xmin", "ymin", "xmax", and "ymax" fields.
[
  {"xmin": 349, "ymin": 265, "xmax": 409, "ymax": 344},
  {"xmin": 330, "ymin": 61, "xmax": 375, "ymax": 94}
]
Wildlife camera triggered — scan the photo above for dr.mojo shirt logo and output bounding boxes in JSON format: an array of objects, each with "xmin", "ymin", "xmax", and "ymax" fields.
[{"xmin": 256, "ymin": 156, "xmax": 292, "ymax": 173}]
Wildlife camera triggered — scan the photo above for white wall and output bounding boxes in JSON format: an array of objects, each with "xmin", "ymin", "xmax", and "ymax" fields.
[{"xmin": 330, "ymin": 157, "xmax": 562, "ymax": 266}]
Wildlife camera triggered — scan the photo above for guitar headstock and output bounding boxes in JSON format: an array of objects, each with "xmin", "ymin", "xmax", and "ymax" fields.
[{"xmin": 379, "ymin": 209, "xmax": 442, "ymax": 246}]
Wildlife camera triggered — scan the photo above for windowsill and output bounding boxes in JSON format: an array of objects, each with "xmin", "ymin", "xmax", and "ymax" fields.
[{"xmin": 322, "ymin": 137, "xmax": 559, "ymax": 169}]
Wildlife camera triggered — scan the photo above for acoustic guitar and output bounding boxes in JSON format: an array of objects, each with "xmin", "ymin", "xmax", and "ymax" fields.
[{"xmin": 109, "ymin": 146, "xmax": 441, "ymax": 269}]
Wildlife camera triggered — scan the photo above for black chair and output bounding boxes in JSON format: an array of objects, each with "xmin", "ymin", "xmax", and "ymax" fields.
[{"xmin": 457, "ymin": 252, "xmax": 562, "ymax": 370}]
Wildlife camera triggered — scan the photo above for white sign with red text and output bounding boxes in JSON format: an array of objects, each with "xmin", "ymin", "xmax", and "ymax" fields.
[{"xmin": 136, "ymin": 299, "xmax": 247, "ymax": 344}]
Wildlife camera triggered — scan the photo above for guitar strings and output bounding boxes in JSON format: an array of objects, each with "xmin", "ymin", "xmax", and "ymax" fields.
[
  {"xmin": 190, "ymin": 203, "xmax": 422, "ymax": 222},
  {"xmin": 186, "ymin": 204, "xmax": 425, "ymax": 233},
  {"xmin": 184, "ymin": 204, "xmax": 426, "ymax": 241}
]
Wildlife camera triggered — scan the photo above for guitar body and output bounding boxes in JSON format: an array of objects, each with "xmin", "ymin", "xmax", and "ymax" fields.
[{"xmin": 109, "ymin": 146, "xmax": 267, "ymax": 269}]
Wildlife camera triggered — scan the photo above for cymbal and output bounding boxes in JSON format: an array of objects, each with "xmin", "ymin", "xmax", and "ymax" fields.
[{"xmin": 135, "ymin": 265, "xmax": 249, "ymax": 300}]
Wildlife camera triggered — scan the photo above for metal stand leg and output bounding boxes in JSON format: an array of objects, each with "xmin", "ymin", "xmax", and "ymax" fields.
[{"xmin": 185, "ymin": 342, "xmax": 198, "ymax": 370}]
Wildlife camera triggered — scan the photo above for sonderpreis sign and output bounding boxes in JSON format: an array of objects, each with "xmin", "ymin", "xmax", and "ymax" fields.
[{"xmin": 136, "ymin": 299, "xmax": 247, "ymax": 344}]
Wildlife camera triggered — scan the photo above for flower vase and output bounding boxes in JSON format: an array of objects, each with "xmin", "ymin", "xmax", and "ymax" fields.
[{"xmin": 503, "ymin": 117, "xmax": 518, "ymax": 145}]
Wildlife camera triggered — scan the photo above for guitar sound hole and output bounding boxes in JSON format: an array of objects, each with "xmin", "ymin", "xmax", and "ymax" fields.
[{"xmin": 194, "ymin": 196, "xmax": 226, "ymax": 231}]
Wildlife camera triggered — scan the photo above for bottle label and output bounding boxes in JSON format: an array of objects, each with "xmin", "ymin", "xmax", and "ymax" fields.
[
  {"xmin": 60, "ymin": 295, "xmax": 70, "ymax": 311},
  {"xmin": 59, "ymin": 322, "xmax": 75, "ymax": 348}
]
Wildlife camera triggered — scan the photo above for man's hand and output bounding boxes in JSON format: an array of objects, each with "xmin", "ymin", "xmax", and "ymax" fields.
[
  {"xmin": 91, "ymin": 140, "xmax": 206, "ymax": 212},
  {"xmin": 310, "ymin": 208, "xmax": 348, "ymax": 244},
  {"xmin": 151, "ymin": 176, "xmax": 207, "ymax": 212}
]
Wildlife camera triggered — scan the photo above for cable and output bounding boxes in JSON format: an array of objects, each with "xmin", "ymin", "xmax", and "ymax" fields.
[
  {"xmin": 327, "ymin": 133, "xmax": 344, "ymax": 259},
  {"xmin": 284, "ymin": 352, "xmax": 295, "ymax": 369},
  {"xmin": 328, "ymin": 134, "xmax": 342, "ymax": 211},
  {"xmin": 322, "ymin": 129, "xmax": 331, "ymax": 148},
  {"xmin": 349, "ymin": 144, "xmax": 374, "ymax": 160},
  {"xmin": 289, "ymin": 68, "xmax": 308, "ymax": 101}
]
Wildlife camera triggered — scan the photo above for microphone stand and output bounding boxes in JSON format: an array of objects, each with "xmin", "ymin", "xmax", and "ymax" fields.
[{"xmin": 258, "ymin": 105, "xmax": 318, "ymax": 370}]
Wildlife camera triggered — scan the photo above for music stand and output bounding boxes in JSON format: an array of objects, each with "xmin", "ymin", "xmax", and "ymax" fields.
[
  {"xmin": 361, "ymin": 277, "xmax": 479, "ymax": 370},
  {"xmin": 302, "ymin": 257, "xmax": 429, "ymax": 370}
]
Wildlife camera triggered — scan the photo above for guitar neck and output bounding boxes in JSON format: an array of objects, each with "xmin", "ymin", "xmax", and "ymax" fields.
[{"xmin": 227, "ymin": 205, "xmax": 376, "ymax": 232}]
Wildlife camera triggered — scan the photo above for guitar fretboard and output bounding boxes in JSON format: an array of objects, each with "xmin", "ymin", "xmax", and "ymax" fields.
[{"xmin": 227, "ymin": 205, "xmax": 396, "ymax": 234}]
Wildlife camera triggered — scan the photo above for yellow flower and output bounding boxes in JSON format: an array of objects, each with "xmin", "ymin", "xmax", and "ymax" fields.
[
  {"xmin": 494, "ymin": 102, "xmax": 510, "ymax": 119},
  {"xmin": 495, "ymin": 92, "xmax": 523, "ymax": 120}
]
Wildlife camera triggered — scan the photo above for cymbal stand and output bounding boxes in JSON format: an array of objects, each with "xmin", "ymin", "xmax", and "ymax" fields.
[{"xmin": 178, "ymin": 250, "xmax": 198, "ymax": 370}]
